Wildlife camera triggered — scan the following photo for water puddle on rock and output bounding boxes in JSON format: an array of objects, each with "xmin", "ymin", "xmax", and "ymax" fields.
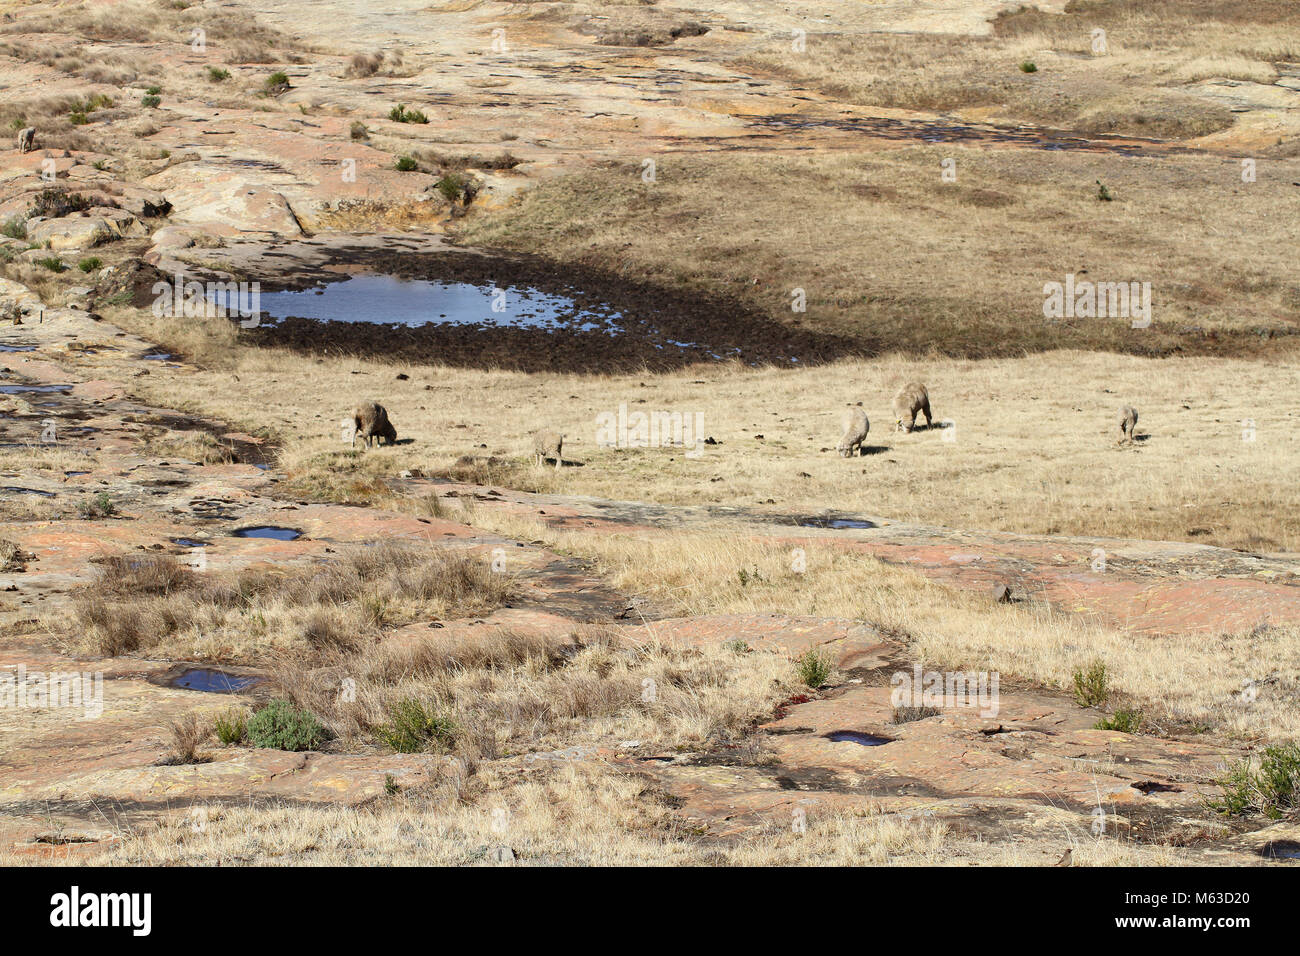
[
  {"xmin": 171, "ymin": 668, "xmax": 261, "ymax": 693},
  {"xmin": 211, "ymin": 274, "xmax": 628, "ymax": 334},
  {"xmin": 2, "ymin": 486, "xmax": 56, "ymax": 497},
  {"xmin": 823, "ymin": 730, "xmax": 892, "ymax": 746},
  {"xmin": 232, "ymin": 526, "xmax": 302, "ymax": 540},
  {"xmin": 798, "ymin": 516, "xmax": 877, "ymax": 530},
  {"xmin": 0, "ymin": 384, "xmax": 71, "ymax": 394},
  {"xmin": 0, "ymin": 344, "xmax": 36, "ymax": 352},
  {"xmin": 1258, "ymin": 841, "xmax": 1300, "ymax": 860},
  {"xmin": 171, "ymin": 538, "xmax": 210, "ymax": 548}
]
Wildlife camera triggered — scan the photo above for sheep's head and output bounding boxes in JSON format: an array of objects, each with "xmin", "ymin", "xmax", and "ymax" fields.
[{"xmin": 379, "ymin": 420, "xmax": 397, "ymax": 445}]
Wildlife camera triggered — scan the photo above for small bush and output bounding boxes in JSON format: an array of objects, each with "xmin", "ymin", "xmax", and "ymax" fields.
[
  {"xmin": 78, "ymin": 491, "xmax": 117, "ymax": 518},
  {"xmin": 436, "ymin": 173, "xmax": 466, "ymax": 201},
  {"xmin": 2, "ymin": 218, "xmax": 26, "ymax": 240},
  {"xmin": 141, "ymin": 94, "xmax": 161, "ymax": 108},
  {"xmin": 30, "ymin": 188, "xmax": 92, "ymax": 219},
  {"xmin": 375, "ymin": 698, "xmax": 458, "ymax": 753},
  {"xmin": 388, "ymin": 103, "xmax": 428, "ymax": 124},
  {"xmin": 145, "ymin": 85, "xmax": 161, "ymax": 95},
  {"xmin": 207, "ymin": 66, "xmax": 231, "ymax": 82},
  {"xmin": 36, "ymin": 256, "xmax": 66, "ymax": 273},
  {"xmin": 1209, "ymin": 742, "xmax": 1300, "ymax": 819},
  {"xmin": 68, "ymin": 110, "xmax": 89, "ymax": 125},
  {"xmin": 1094, "ymin": 708, "xmax": 1142, "ymax": 733},
  {"xmin": 77, "ymin": 256, "xmax": 102, "ymax": 273},
  {"xmin": 247, "ymin": 699, "xmax": 329, "ymax": 751},
  {"xmin": 1019, "ymin": 61, "xmax": 1038, "ymax": 73},
  {"xmin": 1096, "ymin": 180, "xmax": 1114, "ymax": 202},
  {"xmin": 1071, "ymin": 660, "xmax": 1108, "ymax": 707},
  {"xmin": 214, "ymin": 707, "xmax": 248, "ymax": 745},
  {"xmin": 795, "ymin": 649, "xmax": 834, "ymax": 689},
  {"xmin": 395, "ymin": 155, "xmax": 417, "ymax": 172},
  {"xmin": 349, "ymin": 120, "xmax": 368, "ymax": 141},
  {"xmin": 264, "ymin": 71, "xmax": 290, "ymax": 94}
]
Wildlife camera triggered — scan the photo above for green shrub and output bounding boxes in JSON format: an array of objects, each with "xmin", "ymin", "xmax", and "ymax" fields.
[
  {"xmin": 247, "ymin": 699, "xmax": 329, "ymax": 751},
  {"xmin": 36, "ymin": 256, "xmax": 66, "ymax": 273},
  {"xmin": 1019, "ymin": 61, "xmax": 1038, "ymax": 73},
  {"xmin": 388, "ymin": 103, "xmax": 428, "ymax": 124},
  {"xmin": 436, "ymin": 173, "xmax": 465, "ymax": 201},
  {"xmin": 1208, "ymin": 742, "xmax": 1300, "ymax": 819},
  {"xmin": 68, "ymin": 110, "xmax": 89, "ymax": 125},
  {"xmin": 145, "ymin": 85, "xmax": 162, "ymax": 95},
  {"xmin": 214, "ymin": 707, "xmax": 248, "ymax": 744},
  {"xmin": 77, "ymin": 256, "xmax": 103, "ymax": 273},
  {"xmin": 9, "ymin": 117, "xmax": 25, "ymax": 131},
  {"xmin": 394, "ymin": 155, "xmax": 417, "ymax": 172},
  {"xmin": 349, "ymin": 120, "xmax": 368, "ymax": 141},
  {"xmin": 207, "ymin": 66, "xmax": 231, "ymax": 82},
  {"xmin": 265, "ymin": 70, "xmax": 290, "ymax": 88},
  {"xmin": 1096, "ymin": 180, "xmax": 1114, "ymax": 202},
  {"xmin": 1094, "ymin": 708, "xmax": 1142, "ymax": 733},
  {"xmin": 30, "ymin": 188, "xmax": 92, "ymax": 219},
  {"xmin": 795, "ymin": 649, "xmax": 833, "ymax": 689},
  {"xmin": 78, "ymin": 492, "xmax": 116, "ymax": 518},
  {"xmin": 1071, "ymin": 660, "xmax": 1109, "ymax": 707},
  {"xmin": 141, "ymin": 94, "xmax": 161, "ymax": 108},
  {"xmin": 1, "ymin": 218, "xmax": 25, "ymax": 240},
  {"xmin": 375, "ymin": 697, "xmax": 458, "ymax": 753}
]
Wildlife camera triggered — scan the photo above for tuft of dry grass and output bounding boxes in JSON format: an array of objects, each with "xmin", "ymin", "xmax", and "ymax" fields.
[{"xmin": 67, "ymin": 543, "xmax": 516, "ymax": 659}]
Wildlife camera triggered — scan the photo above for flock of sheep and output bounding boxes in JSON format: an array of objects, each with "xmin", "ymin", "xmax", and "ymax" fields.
[{"xmin": 352, "ymin": 387, "xmax": 1139, "ymax": 471}]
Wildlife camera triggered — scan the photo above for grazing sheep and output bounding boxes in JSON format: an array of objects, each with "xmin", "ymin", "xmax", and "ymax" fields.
[
  {"xmin": 16, "ymin": 127, "xmax": 35, "ymax": 153},
  {"xmin": 352, "ymin": 400, "xmax": 397, "ymax": 448},
  {"xmin": 892, "ymin": 381, "xmax": 932, "ymax": 432},
  {"xmin": 837, "ymin": 406, "xmax": 869, "ymax": 458},
  {"xmin": 1117, "ymin": 404, "xmax": 1138, "ymax": 444},
  {"xmin": 533, "ymin": 431, "xmax": 564, "ymax": 470}
]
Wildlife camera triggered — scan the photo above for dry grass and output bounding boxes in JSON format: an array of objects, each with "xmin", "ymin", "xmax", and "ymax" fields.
[
  {"xmin": 109, "ymin": 329, "xmax": 1300, "ymax": 553},
  {"xmin": 6, "ymin": 762, "xmax": 964, "ymax": 866},
  {"xmin": 66, "ymin": 543, "xmax": 515, "ymax": 659},
  {"xmin": 452, "ymin": 514, "xmax": 1300, "ymax": 743},
  {"xmin": 277, "ymin": 623, "xmax": 798, "ymax": 755}
]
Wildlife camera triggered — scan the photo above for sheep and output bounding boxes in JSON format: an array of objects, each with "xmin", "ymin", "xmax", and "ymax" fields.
[
  {"xmin": 837, "ymin": 406, "xmax": 869, "ymax": 457},
  {"xmin": 892, "ymin": 381, "xmax": 932, "ymax": 432},
  {"xmin": 1117, "ymin": 404, "xmax": 1138, "ymax": 444},
  {"xmin": 16, "ymin": 127, "xmax": 35, "ymax": 154},
  {"xmin": 533, "ymin": 431, "xmax": 564, "ymax": 470},
  {"xmin": 351, "ymin": 400, "xmax": 397, "ymax": 448}
]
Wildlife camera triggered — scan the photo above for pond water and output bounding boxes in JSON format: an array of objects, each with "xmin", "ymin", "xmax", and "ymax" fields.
[
  {"xmin": 232, "ymin": 526, "xmax": 302, "ymax": 540},
  {"xmin": 210, "ymin": 275, "xmax": 629, "ymax": 333}
]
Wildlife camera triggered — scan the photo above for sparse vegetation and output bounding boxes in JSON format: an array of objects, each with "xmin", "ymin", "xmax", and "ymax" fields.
[
  {"xmin": 388, "ymin": 103, "xmax": 428, "ymax": 124},
  {"xmin": 77, "ymin": 256, "xmax": 102, "ymax": 273},
  {"xmin": 214, "ymin": 708, "xmax": 248, "ymax": 745},
  {"xmin": 374, "ymin": 698, "xmax": 458, "ymax": 753},
  {"xmin": 247, "ymin": 699, "xmax": 329, "ymax": 752},
  {"xmin": 1209, "ymin": 742, "xmax": 1300, "ymax": 819},
  {"xmin": 1072, "ymin": 661, "xmax": 1109, "ymax": 708},
  {"xmin": 795, "ymin": 649, "xmax": 834, "ymax": 689},
  {"xmin": 394, "ymin": 155, "xmax": 417, "ymax": 172}
]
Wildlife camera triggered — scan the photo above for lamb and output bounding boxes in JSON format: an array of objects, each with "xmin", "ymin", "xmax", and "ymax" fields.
[
  {"xmin": 351, "ymin": 400, "xmax": 397, "ymax": 448},
  {"xmin": 836, "ymin": 406, "xmax": 869, "ymax": 458},
  {"xmin": 16, "ymin": 127, "xmax": 35, "ymax": 154},
  {"xmin": 532, "ymin": 431, "xmax": 564, "ymax": 470},
  {"xmin": 1117, "ymin": 404, "xmax": 1138, "ymax": 444},
  {"xmin": 892, "ymin": 381, "xmax": 932, "ymax": 432}
]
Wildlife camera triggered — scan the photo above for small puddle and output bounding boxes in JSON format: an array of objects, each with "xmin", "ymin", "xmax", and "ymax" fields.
[
  {"xmin": 823, "ymin": 730, "xmax": 892, "ymax": 746},
  {"xmin": 64, "ymin": 471, "xmax": 90, "ymax": 477},
  {"xmin": 2, "ymin": 486, "xmax": 55, "ymax": 497},
  {"xmin": 140, "ymin": 353, "xmax": 173, "ymax": 360},
  {"xmin": 797, "ymin": 516, "xmax": 877, "ymax": 530},
  {"xmin": 171, "ymin": 538, "xmax": 210, "ymax": 548},
  {"xmin": 231, "ymin": 526, "xmax": 302, "ymax": 540},
  {"xmin": 0, "ymin": 384, "xmax": 71, "ymax": 394},
  {"xmin": 0, "ymin": 344, "xmax": 36, "ymax": 352},
  {"xmin": 171, "ymin": 668, "xmax": 261, "ymax": 693},
  {"xmin": 1258, "ymin": 841, "xmax": 1300, "ymax": 860}
]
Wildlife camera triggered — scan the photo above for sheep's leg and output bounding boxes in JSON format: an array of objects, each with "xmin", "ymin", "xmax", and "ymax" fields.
[
  {"xmin": 554, "ymin": 452, "xmax": 562, "ymax": 471},
  {"xmin": 922, "ymin": 401, "xmax": 932, "ymax": 429}
]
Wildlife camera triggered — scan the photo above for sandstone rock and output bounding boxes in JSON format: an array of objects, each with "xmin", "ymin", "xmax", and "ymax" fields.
[{"xmin": 25, "ymin": 216, "xmax": 113, "ymax": 250}]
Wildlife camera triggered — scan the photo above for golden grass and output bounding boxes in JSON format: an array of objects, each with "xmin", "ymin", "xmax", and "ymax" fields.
[
  {"xmin": 455, "ymin": 514, "xmax": 1300, "ymax": 743},
  {"xmin": 107, "ymin": 316, "xmax": 1300, "ymax": 554}
]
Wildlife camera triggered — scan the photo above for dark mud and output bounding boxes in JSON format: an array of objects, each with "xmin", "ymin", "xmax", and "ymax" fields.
[{"xmin": 230, "ymin": 249, "xmax": 863, "ymax": 373}]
